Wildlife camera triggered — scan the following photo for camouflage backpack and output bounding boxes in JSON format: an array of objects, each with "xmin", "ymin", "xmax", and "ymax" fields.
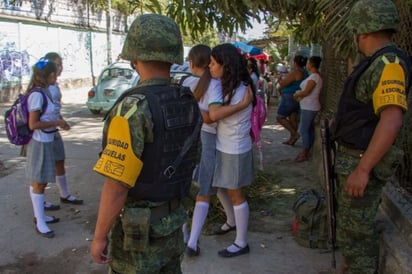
[{"xmin": 292, "ymin": 189, "xmax": 328, "ymax": 249}]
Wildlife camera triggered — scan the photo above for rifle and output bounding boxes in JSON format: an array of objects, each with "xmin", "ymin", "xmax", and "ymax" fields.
[{"xmin": 320, "ymin": 119, "xmax": 336, "ymax": 269}]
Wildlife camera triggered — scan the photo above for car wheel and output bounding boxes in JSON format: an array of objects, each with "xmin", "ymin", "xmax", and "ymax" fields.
[{"xmin": 90, "ymin": 109, "xmax": 101, "ymax": 115}]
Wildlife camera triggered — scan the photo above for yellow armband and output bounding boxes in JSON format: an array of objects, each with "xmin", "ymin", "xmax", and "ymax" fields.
[
  {"xmin": 373, "ymin": 56, "xmax": 407, "ymax": 113},
  {"xmin": 93, "ymin": 104, "xmax": 143, "ymax": 187}
]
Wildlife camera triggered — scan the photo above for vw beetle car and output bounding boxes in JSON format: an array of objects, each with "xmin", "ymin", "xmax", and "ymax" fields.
[
  {"xmin": 86, "ymin": 61, "xmax": 191, "ymax": 114},
  {"xmin": 170, "ymin": 62, "xmax": 191, "ymax": 85},
  {"xmin": 86, "ymin": 61, "xmax": 139, "ymax": 114}
]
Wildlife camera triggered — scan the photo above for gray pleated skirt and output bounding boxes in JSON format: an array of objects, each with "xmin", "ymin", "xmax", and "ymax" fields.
[
  {"xmin": 197, "ymin": 131, "xmax": 217, "ymax": 196},
  {"xmin": 53, "ymin": 132, "xmax": 66, "ymax": 161},
  {"xmin": 26, "ymin": 139, "xmax": 56, "ymax": 183},
  {"xmin": 212, "ymin": 149, "xmax": 254, "ymax": 190}
]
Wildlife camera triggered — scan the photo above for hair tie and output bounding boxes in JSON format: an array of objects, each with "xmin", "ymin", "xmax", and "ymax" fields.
[{"xmin": 35, "ymin": 58, "xmax": 50, "ymax": 70}]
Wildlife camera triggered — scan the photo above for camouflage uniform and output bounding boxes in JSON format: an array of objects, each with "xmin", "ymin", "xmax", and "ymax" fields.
[
  {"xmin": 333, "ymin": 1, "xmax": 409, "ymax": 273},
  {"xmin": 102, "ymin": 79, "xmax": 186, "ymax": 274},
  {"xmin": 94, "ymin": 14, "xmax": 188, "ymax": 274}
]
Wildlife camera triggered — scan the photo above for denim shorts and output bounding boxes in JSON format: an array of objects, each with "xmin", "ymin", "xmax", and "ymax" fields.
[{"xmin": 277, "ymin": 93, "xmax": 300, "ymax": 118}]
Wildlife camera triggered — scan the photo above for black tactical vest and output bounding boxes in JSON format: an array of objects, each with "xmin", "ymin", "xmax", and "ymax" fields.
[
  {"xmin": 332, "ymin": 46, "xmax": 411, "ymax": 150},
  {"xmin": 111, "ymin": 84, "xmax": 200, "ymax": 202}
]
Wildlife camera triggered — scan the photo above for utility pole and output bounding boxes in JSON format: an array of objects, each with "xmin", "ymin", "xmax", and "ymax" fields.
[{"xmin": 106, "ymin": 0, "xmax": 112, "ymax": 65}]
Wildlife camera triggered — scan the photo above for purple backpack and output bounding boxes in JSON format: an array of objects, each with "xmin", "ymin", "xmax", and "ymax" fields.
[{"xmin": 4, "ymin": 88, "xmax": 48, "ymax": 145}]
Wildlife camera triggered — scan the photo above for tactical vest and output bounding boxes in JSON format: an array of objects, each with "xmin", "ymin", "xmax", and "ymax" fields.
[
  {"xmin": 104, "ymin": 84, "xmax": 201, "ymax": 202},
  {"xmin": 332, "ymin": 46, "xmax": 411, "ymax": 150}
]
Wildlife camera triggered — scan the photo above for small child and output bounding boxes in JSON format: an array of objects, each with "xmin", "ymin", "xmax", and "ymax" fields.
[{"xmin": 275, "ymin": 64, "xmax": 288, "ymax": 97}]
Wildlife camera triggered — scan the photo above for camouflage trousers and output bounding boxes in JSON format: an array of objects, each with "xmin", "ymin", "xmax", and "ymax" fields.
[
  {"xmin": 335, "ymin": 172, "xmax": 385, "ymax": 274},
  {"xmin": 108, "ymin": 204, "xmax": 187, "ymax": 274}
]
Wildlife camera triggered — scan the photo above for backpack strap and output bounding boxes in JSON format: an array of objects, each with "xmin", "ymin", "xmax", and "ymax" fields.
[
  {"xmin": 31, "ymin": 88, "xmax": 59, "ymax": 134},
  {"xmin": 29, "ymin": 87, "xmax": 48, "ymax": 115},
  {"xmin": 163, "ymin": 114, "xmax": 202, "ymax": 179}
]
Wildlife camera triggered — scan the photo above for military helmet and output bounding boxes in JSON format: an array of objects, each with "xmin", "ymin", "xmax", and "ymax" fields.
[
  {"xmin": 121, "ymin": 14, "xmax": 183, "ymax": 65},
  {"xmin": 347, "ymin": 0, "xmax": 399, "ymax": 35}
]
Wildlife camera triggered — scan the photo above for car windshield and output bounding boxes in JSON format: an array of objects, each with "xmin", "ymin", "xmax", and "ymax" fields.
[{"xmin": 100, "ymin": 68, "xmax": 134, "ymax": 83}]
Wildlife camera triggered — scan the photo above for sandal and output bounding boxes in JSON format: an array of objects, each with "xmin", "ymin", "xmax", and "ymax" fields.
[
  {"xmin": 295, "ymin": 152, "xmax": 309, "ymax": 162},
  {"xmin": 288, "ymin": 135, "xmax": 300, "ymax": 146},
  {"xmin": 282, "ymin": 134, "xmax": 300, "ymax": 146}
]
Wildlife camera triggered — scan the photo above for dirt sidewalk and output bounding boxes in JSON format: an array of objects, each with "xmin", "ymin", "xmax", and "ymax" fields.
[{"xmin": 0, "ymin": 89, "xmax": 338, "ymax": 274}]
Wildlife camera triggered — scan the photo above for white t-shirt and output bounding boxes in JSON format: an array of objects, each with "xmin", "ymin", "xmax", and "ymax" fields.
[
  {"xmin": 182, "ymin": 76, "xmax": 220, "ymax": 134},
  {"xmin": 28, "ymin": 88, "xmax": 59, "ymax": 142},
  {"xmin": 209, "ymin": 83, "xmax": 252, "ymax": 154},
  {"xmin": 48, "ymin": 83, "xmax": 62, "ymax": 114},
  {"xmin": 299, "ymin": 73, "xmax": 323, "ymax": 111}
]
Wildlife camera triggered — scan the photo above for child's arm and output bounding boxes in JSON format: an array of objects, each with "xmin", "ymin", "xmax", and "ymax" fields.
[{"xmin": 207, "ymin": 86, "xmax": 253, "ymax": 122}]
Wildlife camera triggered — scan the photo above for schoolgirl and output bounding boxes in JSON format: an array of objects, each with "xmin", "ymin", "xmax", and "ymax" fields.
[
  {"xmin": 43, "ymin": 52, "xmax": 83, "ymax": 209},
  {"xmin": 208, "ymin": 43, "xmax": 255, "ymax": 257},
  {"xmin": 183, "ymin": 44, "xmax": 252, "ymax": 257},
  {"xmin": 27, "ymin": 58, "xmax": 69, "ymax": 238}
]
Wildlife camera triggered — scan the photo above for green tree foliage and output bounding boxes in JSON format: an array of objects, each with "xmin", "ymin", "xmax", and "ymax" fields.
[
  {"xmin": 87, "ymin": 0, "xmax": 359, "ymax": 59},
  {"xmin": 165, "ymin": 0, "xmax": 358, "ymax": 59},
  {"xmin": 182, "ymin": 29, "xmax": 219, "ymax": 48},
  {"xmin": 87, "ymin": 0, "xmax": 163, "ymax": 15}
]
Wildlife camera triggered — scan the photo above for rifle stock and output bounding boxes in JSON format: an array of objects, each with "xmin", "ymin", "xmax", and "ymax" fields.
[{"xmin": 320, "ymin": 119, "xmax": 336, "ymax": 269}]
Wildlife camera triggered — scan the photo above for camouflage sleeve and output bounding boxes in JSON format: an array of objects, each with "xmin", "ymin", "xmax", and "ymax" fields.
[{"xmin": 122, "ymin": 95, "xmax": 154, "ymax": 158}]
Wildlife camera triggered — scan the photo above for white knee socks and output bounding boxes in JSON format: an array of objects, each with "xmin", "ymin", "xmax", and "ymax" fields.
[
  {"xmin": 226, "ymin": 201, "xmax": 249, "ymax": 252},
  {"xmin": 187, "ymin": 201, "xmax": 209, "ymax": 250},
  {"xmin": 30, "ymin": 187, "xmax": 51, "ymax": 233},
  {"xmin": 217, "ymin": 189, "xmax": 235, "ymax": 228},
  {"xmin": 56, "ymin": 175, "xmax": 69, "ymax": 198}
]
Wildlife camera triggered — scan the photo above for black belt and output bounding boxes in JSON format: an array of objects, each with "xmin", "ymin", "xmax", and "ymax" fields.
[
  {"xmin": 335, "ymin": 142, "xmax": 364, "ymax": 158},
  {"xmin": 150, "ymin": 199, "xmax": 180, "ymax": 223}
]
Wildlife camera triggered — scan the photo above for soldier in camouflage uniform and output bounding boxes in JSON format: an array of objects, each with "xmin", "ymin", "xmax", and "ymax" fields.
[
  {"xmin": 90, "ymin": 14, "xmax": 200, "ymax": 273},
  {"xmin": 331, "ymin": 0, "xmax": 410, "ymax": 273}
]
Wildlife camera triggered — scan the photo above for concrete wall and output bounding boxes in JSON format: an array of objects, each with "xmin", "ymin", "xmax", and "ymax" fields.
[{"xmin": 0, "ymin": 0, "xmax": 128, "ymax": 102}]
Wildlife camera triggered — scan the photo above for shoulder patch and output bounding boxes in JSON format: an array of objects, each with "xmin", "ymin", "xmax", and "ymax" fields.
[
  {"xmin": 373, "ymin": 60, "xmax": 407, "ymax": 114},
  {"xmin": 94, "ymin": 114, "xmax": 143, "ymax": 187}
]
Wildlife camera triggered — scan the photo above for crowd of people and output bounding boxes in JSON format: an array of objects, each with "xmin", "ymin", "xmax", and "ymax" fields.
[{"xmin": 20, "ymin": 0, "xmax": 410, "ymax": 273}]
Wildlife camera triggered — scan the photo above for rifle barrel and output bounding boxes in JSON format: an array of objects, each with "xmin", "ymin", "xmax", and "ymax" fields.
[{"xmin": 321, "ymin": 119, "xmax": 336, "ymax": 269}]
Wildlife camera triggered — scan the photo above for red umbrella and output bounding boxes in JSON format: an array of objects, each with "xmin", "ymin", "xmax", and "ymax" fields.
[{"xmin": 251, "ymin": 53, "xmax": 269, "ymax": 60}]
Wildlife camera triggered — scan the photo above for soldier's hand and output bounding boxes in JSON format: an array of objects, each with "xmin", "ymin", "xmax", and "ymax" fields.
[
  {"xmin": 91, "ymin": 237, "xmax": 111, "ymax": 264},
  {"xmin": 344, "ymin": 167, "xmax": 369, "ymax": 197}
]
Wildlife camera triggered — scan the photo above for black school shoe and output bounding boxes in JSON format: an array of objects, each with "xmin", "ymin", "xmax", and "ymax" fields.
[
  {"xmin": 33, "ymin": 216, "xmax": 60, "ymax": 224},
  {"xmin": 44, "ymin": 202, "xmax": 60, "ymax": 211},
  {"xmin": 35, "ymin": 226, "xmax": 55, "ymax": 238},
  {"xmin": 185, "ymin": 245, "xmax": 200, "ymax": 257},
  {"xmin": 212, "ymin": 223, "xmax": 236, "ymax": 235},
  {"xmin": 60, "ymin": 195, "xmax": 83, "ymax": 205},
  {"xmin": 218, "ymin": 243, "xmax": 250, "ymax": 258}
]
